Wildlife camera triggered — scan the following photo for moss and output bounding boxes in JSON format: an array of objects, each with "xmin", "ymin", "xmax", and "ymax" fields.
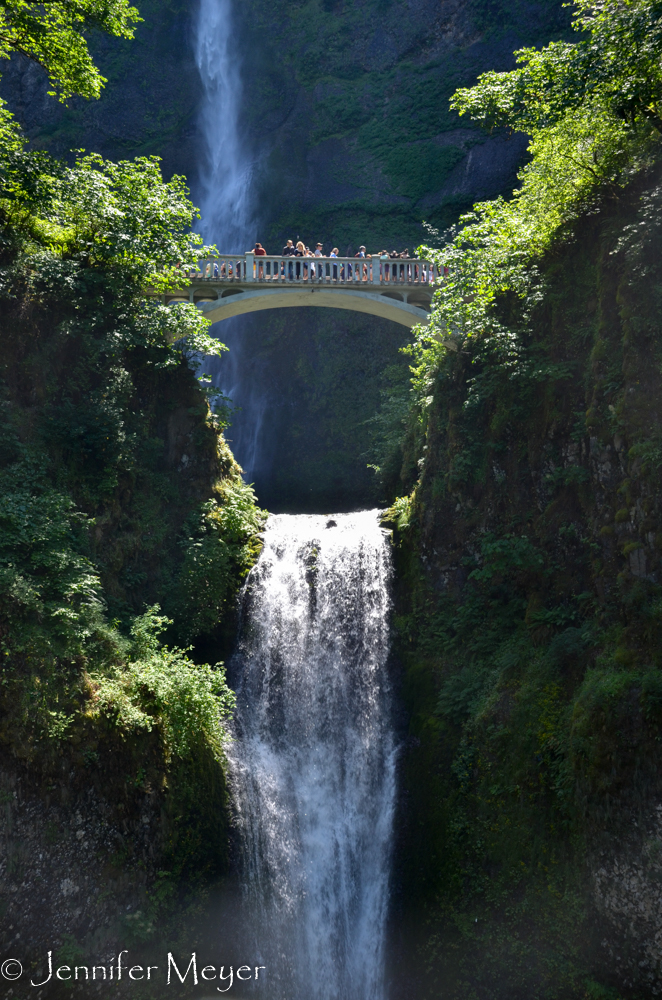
[
  {"xmin": 388, "ymin": 167, "xmax": 662, "ymax": 998},
  {"xmin": 0, "ymin": 265, "xmax": 262, "ymax": 884}
]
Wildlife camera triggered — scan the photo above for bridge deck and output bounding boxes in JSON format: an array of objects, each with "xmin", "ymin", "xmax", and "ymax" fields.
[{"xmin": 160, "ymin": 254, "xmax": 441, "ymax": 328}]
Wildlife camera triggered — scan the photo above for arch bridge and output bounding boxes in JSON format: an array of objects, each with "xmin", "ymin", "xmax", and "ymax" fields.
[{"xmin": 162, "ymin": 253, "xmax": 440, "ymax": 328}]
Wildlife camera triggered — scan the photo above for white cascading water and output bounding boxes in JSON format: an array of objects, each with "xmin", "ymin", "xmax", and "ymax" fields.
[
  {"xmin": 194, "ymin": 0, "xmax": 254, "ymax": 252},
  {"xmin": 194, "ymin": 0, "xmax": 267, "ymax": 480},
  {"xmin": 229, "ymin": 510, "xmax": 397, "ymax": 1000}
]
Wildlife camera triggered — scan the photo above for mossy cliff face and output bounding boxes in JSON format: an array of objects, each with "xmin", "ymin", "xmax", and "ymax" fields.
[
  {"xmin": 0, "ymin": 0, "xmax": 568, "ymax": 235},
  {"xmin": 0, "ymin": 251, "xmax": 262, "ymax": 964},
  {"xmin": 242, "ymin": 0, "xmax": 565, "ymax": 248},
  {"xmin": 387, "ymin": 171, "xmax": 662, "ymax": 999}
]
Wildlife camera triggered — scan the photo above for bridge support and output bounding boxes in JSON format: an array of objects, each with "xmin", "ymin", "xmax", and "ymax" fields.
[{"xmin": 195, "ymin": 286, "xmax": 430, "ymax": 328}]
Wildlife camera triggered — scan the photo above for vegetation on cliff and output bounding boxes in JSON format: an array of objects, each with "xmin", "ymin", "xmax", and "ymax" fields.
[
  {"xmin": 385, "ymin": 1, "xmax": 662, "ymax": 996},
  {"xmin": 0, "ymin": 17, "xmax": 264, "ymax": 891}
]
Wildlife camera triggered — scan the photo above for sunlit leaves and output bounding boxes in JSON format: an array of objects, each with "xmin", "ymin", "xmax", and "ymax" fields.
[
  {"xmin": 43, "ymin": 153, "xmax": 209, "ymax": 281},
  {"xmin": 452, "ymin": 0, "xmax": 662, "ymax": 135},
  {"xmin": 411, "ymin": 0, "xmax": 662, "ymax": 402},
  {"xmin": 0, "ymin": 0, "xmax": 140, "ymax": 101},
  {"xmin": 92, "ymin": 606, "xmax": 236, "ymax": 764}
]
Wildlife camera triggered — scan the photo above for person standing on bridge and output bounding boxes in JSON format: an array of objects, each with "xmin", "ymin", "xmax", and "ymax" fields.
[
  {"xmin": 330, "ymin": 247, "xmax": 338, "ymax": 281},
  {"xmin": 305, "ymin": 246, "xmax": 315, "ymax": 280},
  {"xmin": 282, "ymin": 239, "xmax": 295, "ymax": 279},
  {"xmin": 314, "ymin": 243, "xmax": 324, "ymax": 281},
  {"xmin": 253, "ymin": 241, "xmax": 266, "ymax": 279},
  {"xmin": 399, "ymin": 248, "xmax": 410, "ymax": 283},
  {"xmin": 355, "ymin": 245, "xmax": 370, "ymax": 281},
  {"xmin": 295, "ymin": 240, "xmax": 305, "ymax": 280}
]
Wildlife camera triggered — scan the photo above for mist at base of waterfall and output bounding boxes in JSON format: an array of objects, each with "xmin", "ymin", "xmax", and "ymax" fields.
[
  {"xmin": 225, "ymin": 510, "xmax": 397, "ymax": 1000},
  {"xmin": 201, "ymin": 316, "xmax": 271, "ymax": 485}
]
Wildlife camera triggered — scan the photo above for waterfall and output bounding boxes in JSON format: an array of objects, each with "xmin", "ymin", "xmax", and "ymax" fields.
[
  {"xmin": 194, "ymin": 0, "xmax": 254, "ymax": 251},
  {"xmin": 229, "ymin": 510, "xmax": 397, "ymax": 1000},
  {"xmin": 194, "ymin": 0, "xmax": 272, "ymax": 482}
]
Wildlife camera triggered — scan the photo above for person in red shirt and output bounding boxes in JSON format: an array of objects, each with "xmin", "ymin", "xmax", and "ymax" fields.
[{"xmin": 252, "ymin": 241, "xmax": 267, "ymax": 278}]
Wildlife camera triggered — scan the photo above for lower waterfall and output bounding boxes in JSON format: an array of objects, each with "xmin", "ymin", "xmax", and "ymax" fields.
[{"xmin": 228, "ymin": 510, "xmax": 396, "ymax": 1000}]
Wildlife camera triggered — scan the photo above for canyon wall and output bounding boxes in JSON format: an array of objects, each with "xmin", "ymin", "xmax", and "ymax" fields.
[{"xmin": 388, "ymin": 167, "xmax": 662, "ymax": 999}]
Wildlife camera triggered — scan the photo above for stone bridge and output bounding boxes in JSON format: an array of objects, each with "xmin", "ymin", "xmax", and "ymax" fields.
[{"xmin": 162, "ymin": 253, "xmax": 441, "ymax": 328}]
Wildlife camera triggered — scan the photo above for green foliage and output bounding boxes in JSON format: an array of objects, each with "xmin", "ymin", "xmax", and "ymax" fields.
[
  {"xmin": 409, "ymin": 0, "xmax": 662, "ymax": 413},
  {"xmin": 0, "ymin": 86, "xmax": 262, "ymax": 885},
  {"xmin": 0, "ymin": 472, "xmax": 106, "ymax": 660},
  {"xmin": 92, "ymin": 607, "xmax": 236, "ymax": 764},
  {"xmin": 0, "ymin": 0, "xmax": 140, "ymax": 101},
  {"xmin": 175, "ymin": 483, "xmax": 266, "ymax": 640},
  {"xmin": 452, "ymin": 0, "xmax": 662, "ymax": 134},
  {"xmin": 385, "ymin": 11, "xmax": 662, "ymax": 989},
  {"xmin": 4, "ymin": 149, "xmax": 217, "ymax": 296},
  {"xmin": 383, "ymin": 493, "xmax": 413, "ymax": 531},
  {"xmin": 469, "ymin": 532, "xmax": 545, "ymax": 582}
]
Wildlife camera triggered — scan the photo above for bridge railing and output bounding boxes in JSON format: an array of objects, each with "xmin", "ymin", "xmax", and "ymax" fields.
[{"xmin": 180, "ymin": 254, "xmax": 443, "ymax": 286}]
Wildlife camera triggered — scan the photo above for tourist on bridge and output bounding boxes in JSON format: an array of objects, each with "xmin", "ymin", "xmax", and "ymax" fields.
[
  {"xmin": 355, "ymin": 245, "xmax": 370, "ymax": 281},
  {"xmin": 313, "ymin": 243, "xmax": 324, "ymax": 280},
  {"xmin": 401, "ymin": 249, "xmax": 413, "ymax": 283},
  {"xmin": 282, "ymin": 239, "xmax": 296, "ymax": 278},
  {"xmin": 330, "ymin": 247, "xmax": 338, "ymax": 281},
  {"xmin": 304, "ymin": 245, "xmax": 316, "ymax": 280},
  {"xmin": 252, "ymin": 241, "xmax": 266, "ymax": 279},
  {"xmin": 295, "ymin": 240, "xmax": 305, "ymax": 279}
]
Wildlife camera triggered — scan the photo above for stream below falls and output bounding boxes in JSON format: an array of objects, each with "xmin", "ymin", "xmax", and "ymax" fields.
[{"xmin": 227, "ymin": 510, "xmax": 397, "ymax": 1000}]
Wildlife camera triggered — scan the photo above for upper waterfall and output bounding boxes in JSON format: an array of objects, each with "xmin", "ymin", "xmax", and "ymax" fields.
[
  {"xmin": 194, "ymin": 0, "xmax": 264, "ymax": 479},
  {"xmin": 194, "ymin": 0, "xmax": 254, "ymax": 249},
  {"xmin": 229, "ymin": 509, "xmax": 397, "ymax": 1000}
]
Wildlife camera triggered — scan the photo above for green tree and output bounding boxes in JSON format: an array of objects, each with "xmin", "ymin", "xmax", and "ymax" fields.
[
  {"xmin": 451, "ymin": 0, "xmax": 662, "ymax": 135},
  {"xmin": 407, "ymin": 0, "xmax": 662, "ymax": 403},
  {"xmin": 0, "ymin": 0, "xmax": 140, "ymax": 101}
]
